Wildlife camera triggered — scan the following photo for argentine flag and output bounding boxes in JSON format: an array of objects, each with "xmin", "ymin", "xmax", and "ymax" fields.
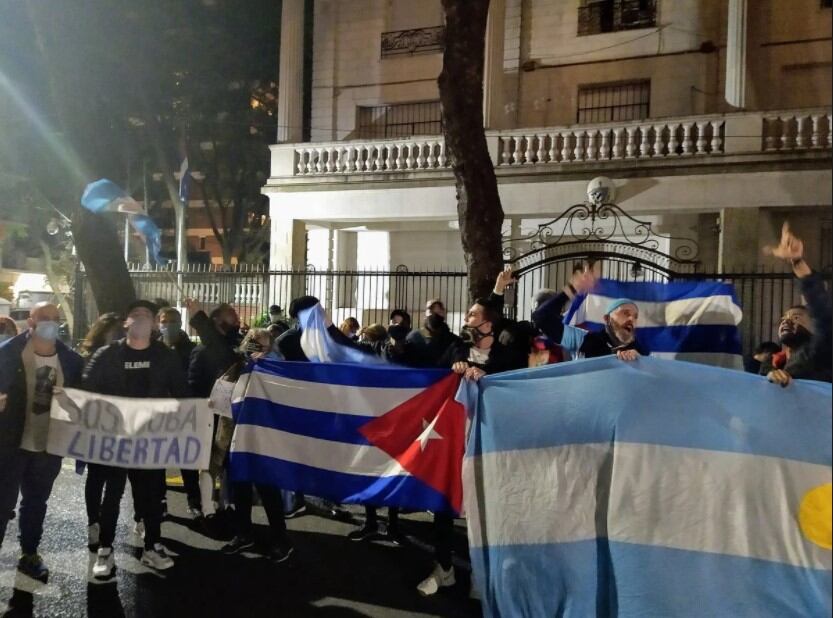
[
  {"xmin": 564, "ymin": 278, "xmax": 744, "ymax": 369},
  {"xmin": 463, "ymin": 357, "xmax": 832, "ymax": 617}
]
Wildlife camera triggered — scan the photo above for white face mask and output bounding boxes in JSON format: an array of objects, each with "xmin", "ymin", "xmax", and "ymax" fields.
[
  {"xmin": 34, "ymin": 321, "xmax": 59, "ymax": 343},
  {"xmin": 127, "ymin": 318, "xmax": 153, "ymax": 340}
]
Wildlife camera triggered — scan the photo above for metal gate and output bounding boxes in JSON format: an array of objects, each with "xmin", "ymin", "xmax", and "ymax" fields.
[{"xmin": 503, "ymin": 201, "xmax": 700, "ymax": 321}]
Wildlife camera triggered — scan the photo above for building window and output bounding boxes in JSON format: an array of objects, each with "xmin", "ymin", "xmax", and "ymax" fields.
[
  {"xmin": 199, "ymin": 237, "xmax": 206, "ymax": 251},
  {"xmin": 577, "ymin": 80, "xmax": 651, "ymax": 123},
  {"xmin": 578, "ymin": 0, "xmax": 657, "ymax": 36},
  {"xmin": 356, "ymin": 101, "xmax": 443, "ymax": 139}
]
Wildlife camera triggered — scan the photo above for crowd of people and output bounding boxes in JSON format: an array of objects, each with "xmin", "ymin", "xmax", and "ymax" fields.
[{"xmin": 0, "ymin": 223, "xmax": 828, "ymax": 597}]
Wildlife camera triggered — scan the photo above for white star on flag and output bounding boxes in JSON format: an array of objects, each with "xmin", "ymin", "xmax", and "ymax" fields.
[{"xmin": 416, "ymin": 416, "xmax": 443, "ymax": 452}]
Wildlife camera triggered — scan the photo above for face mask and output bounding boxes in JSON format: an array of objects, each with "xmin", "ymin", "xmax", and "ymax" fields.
[
  {"xmin": 127, "ymin": 318, "xmax": 153, "ymax": 340},
  {"xmin": 160, "ymin": 323, "xmax": 180, "ymax": 342},
  {"xmin": 34, "ymin": 321, "xmax": 59, "ymax": 342},
  {"xmin": 0, "ymin": 333, "xmax": 12, "ymax": 344},
  {"xmin": 388, "ymin": 324, "xmax": 409, "ymax": 342},
  {"xmin": 461, "ymin": 322, "xmax": 493, "ymax": 344}
]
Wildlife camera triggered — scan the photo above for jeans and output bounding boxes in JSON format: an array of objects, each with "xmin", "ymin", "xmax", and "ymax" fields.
[
  {"xmin": 231, "ymin": 482, "xmax": 289, "ymax": 547},
  {"xmin": 0, "ymin": 448, "xmax": 62, "ymax": 555},
  {"xmin": 86, "ymin": 464, "xmax": 128, "ymax": 549}
]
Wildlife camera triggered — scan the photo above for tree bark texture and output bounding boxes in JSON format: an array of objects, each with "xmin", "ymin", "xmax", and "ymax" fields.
[
  {"xmin": 439, "ymin": 0, "xmax": 504, "ymax": 301},
  {"xmin": 73, "ymin": 209, "xmax": 136, "ymax": 316}
]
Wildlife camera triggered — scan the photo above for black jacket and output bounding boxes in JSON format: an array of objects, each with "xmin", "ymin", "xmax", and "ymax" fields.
[
  {"xmin": 439, "ymin": 320, "xmax": 529, "ymax": 375},
  {"xmin": 761, "ymin": 273, "xmax": 832, "ymax": 383},
  {"xmin": 83, "ymin": 339, "xmax": 188, "ymax": 398},
  {"xmin": 0, "ymin": 333, "xmax": 84, "ymax": 449},
  {"xmin": 532, "ymin": 291, "xmax": 648, "ymax": 358},
  {"xmin": 187, "ymin": 311, "xmax": 241, "ymax": 397},
  {"xmin": 168, "ymin": 331, "xmax": 195, "ymax": 375}
]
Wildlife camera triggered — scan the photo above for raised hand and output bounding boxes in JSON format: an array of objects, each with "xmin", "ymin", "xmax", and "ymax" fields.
[
  {"xmin": 494, "ymin": 266, "xmax": 516, "ymax": 295},
  {"xmin": 569, "ymin": 265, "xmax": 598, "ymax": 295},
  {"xmin": 764, "ymin": 222, "xmax": 804, "ymax": 261}
]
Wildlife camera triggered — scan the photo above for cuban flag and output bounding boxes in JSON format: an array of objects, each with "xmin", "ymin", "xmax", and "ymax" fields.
[
  {"xmin": 564, "ymin": 278, "xmax": 743, "ymax": 368},
  {"xmin": 463, "ymin": 357, "xmax": 832, "ymax": 617},
  {"xmin": 229, "ymin": 359, "xmax": 466, "ymax": 513}
]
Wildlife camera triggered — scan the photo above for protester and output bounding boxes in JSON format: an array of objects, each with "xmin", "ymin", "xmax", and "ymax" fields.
[
  {"xmin": 0, "ymin": 316, "xmax": 18, "ymax": 344},
  {"xmin": 222, "ymin": 329, "xmax": 295, "ymax": 563},
  {"xmin": 158, "ymin": 307, "xmax": 195, "ymax": 374},
  {"xmin": 267, "ymin": 305, "xmax": 291, "ymax": 336},
  {"xmin": 339, "ymin": 317, "xmax": 361, "ymax": 341},
  {"xmin": 419, "ymin": 268, "xmax": 526, "ymax": 597},
  {"xmin": 763, "ymin": 223, "xmax": 832, "ymax": 385},
  {"xmin": 79, "ymin": 313, "xmax": 124, "ymax": 358},
  {"xmin": 532, "ymin": 267, "xmax": 647, "ymax": 360},
  {"xmin": 747, "ymin": 341, "xmax": 780, "ymax": 375},
  {"xmin": 185, "ymin": 300, "xmax": 243, "ymax": 518},
  {"xmin": 83, "ymin": 300, "xmax": 187, "ymax": 578},
  {"xmin": 275, "ymin": 296, "xmax": 321, "ymax": 362},
  {"xmin": 0, "ymin": 303, "xmax": 84, "ymax": 583}
]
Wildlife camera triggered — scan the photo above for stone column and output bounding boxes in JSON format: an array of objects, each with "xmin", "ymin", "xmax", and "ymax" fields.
[
  {"xmin": 483, "ymin": 0, "xmax": 506, "ymax": 129},
  {"xmin": 725, "ymin": 0, "xmax": 747, "ymax": 109},
  {"xmin": 277, "ymin": 0, "xmax": 305, "ymax": 143},
  {"xmin": 718, "ymin": 207, "xmax": 759, "ymax": 273}
]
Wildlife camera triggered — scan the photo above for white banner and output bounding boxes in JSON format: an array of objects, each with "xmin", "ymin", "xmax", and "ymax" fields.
[{"xmin": 47, "ymin": 388, "xmax": 213, "ymax": 470}]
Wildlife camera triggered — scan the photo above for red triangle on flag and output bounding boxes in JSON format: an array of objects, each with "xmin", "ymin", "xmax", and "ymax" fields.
[{"xmin": 359, "ymin": 373, "xmax": 466, "ymax": 513}]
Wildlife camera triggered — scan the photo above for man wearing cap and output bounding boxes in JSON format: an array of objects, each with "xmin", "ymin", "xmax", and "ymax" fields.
[
  {"xmin": 532, "ymin": 268, "xmax": 647, "ymax": 360},
  {"xmin": 83, "ymin": 300, "xmax": 187, "ymax": 578},
  {"xmin": 0, "ymin": 303, "xmax": 84, "ymax": 583}
]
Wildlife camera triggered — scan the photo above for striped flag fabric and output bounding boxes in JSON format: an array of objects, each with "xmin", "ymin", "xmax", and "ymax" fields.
[
  {"xmin": 463, "ymin": 356, "xmax": 832, "ymax": 617},
  {"xmin": 564, "ymin": 278, "xmax": 744, "ymax": 368},
  {"xmin": 229, "ymin": 359, "xmax": 466, "ymax": 513}
]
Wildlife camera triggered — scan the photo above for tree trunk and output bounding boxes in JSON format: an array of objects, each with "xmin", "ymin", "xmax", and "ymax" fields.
[
  {"xmin": 38, "ymin": 240, "xmax": 73, "ymax": 335},
  {"xmin": 73, "ymin": 209, "xmax": 136, "ymax": 315},
  {"xmin": 439, "ymin": 0, "xmax": 504, "ymax": 301}
]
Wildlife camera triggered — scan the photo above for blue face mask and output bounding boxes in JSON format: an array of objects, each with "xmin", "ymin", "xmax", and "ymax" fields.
[{"xmin": 34, "ymin": 320, "xmax": 59, "ymax": 343}]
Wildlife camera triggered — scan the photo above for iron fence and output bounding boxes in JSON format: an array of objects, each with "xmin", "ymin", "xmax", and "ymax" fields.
[{"xmin": 74, "ymin": 263, "xmax": 830, "ymax": 361}]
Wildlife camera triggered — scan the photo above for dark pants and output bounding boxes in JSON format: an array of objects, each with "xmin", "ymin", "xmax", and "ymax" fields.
[
  {"xmin": 365, "ymin": 506, "xmax": 399, "ymax": 529},
  {"xmin": 232, "ymin": 482, "xmax": 288, "ymax": 547},
  {"xmin": 95, "ymin": 466, "xmax": 165, "ymax": 551},
  {"xmin": 0, "ymin": 448, "xmax": 62, "ymax": 555},
  {"xmin": 181, "ymin": 469, "xmax": 202, "ymax": 510},
  {"xmin": 434, "ymin": 512, "xmax": 454, "ymax": 570},
  {"xmin": 86, "ymin": 464, "xmax": 128, "ymax": 548}
]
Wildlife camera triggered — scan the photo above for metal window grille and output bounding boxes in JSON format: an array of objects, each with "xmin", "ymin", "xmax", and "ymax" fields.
[
  {"xmin": 577, "ymin": 80, "xmax": 651, "ymax": 123},
  {"xmin": 578, "ymin": 0, "xmax": 657, "ymax": 36},
  {"xmin": 356, "ymin": 101, "xmax": 443, "ymax": 139}
]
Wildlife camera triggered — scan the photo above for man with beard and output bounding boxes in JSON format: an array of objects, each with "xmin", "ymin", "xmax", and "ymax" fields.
[
  {"xmin": 532, "ymin": 267, "xmax": 647, "ymax": 360},
  {"xmin": 763, "ymin": 223, "xmax": 831, "ymax": 386}
]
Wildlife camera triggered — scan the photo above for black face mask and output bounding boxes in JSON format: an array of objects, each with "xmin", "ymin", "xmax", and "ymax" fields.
[
  {"xmin": 780, "ymin": 326, "xmax": 811, "ymax": 348},
  {"xmin": 388, "ymin": 323, "xmax": 409, "ymax": 342},
  {"xmin": 461, "ymin": 322, "xmax": 493, "ymax": 344}
]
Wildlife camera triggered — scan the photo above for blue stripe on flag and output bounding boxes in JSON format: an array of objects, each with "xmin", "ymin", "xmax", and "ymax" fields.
[
  {"xmin": 592, "ymin": 278, "xmax": 739, "ymax": 303},
  {"xmin": 229, "ymin": 451, "xmax": 453, "ymax": 513},
  {"xmin": 251, "ymin": 358, "xmax": 449, "ymax": 389},
  {"xmin": 577, "ymin": 323, "xmax": 743, "ymax": 354},
  {"xmin": 472, "ymin": 540, "xmax": 831, "ymax": 618},
  {"xmin": 468, "ymin": 356, "xmax": 832, "ymax": 466},
  {"xmin": 236, "ymin": 397, "xmax": 372, "ymax": 445}
]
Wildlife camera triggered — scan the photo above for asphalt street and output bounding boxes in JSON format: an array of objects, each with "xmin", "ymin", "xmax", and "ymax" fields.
[{"xmin": 0, "ymin": 464, "xmax": 482, "ymax": 618}]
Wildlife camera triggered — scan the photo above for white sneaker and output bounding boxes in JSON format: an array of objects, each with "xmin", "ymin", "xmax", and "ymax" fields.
[
  {"xmin": 92, "ymin": 548, "xmax": 114, "ymax": 579},
  {"xmin": 133, "ymin": 521, "xmax": 145, "ymax": 539},
  {"xmin": 186, "ymin": 506, "xmax": 204, "ymax": 519},
  {"xmin": 417, "ymin": 563, "xmax": 455, "ymax": 596},
  {"xmin": 140, "ymin": 545, "xmax": 174, "ymax": 571},
  {"xmin": 88, "ymin": 523, "xmax": 100, "ymax": 550}
]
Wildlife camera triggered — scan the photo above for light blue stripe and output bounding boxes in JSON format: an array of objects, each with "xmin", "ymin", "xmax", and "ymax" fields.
[
  {"xmin": 468, "ymin": 356, "xmax": 832, "ymax": 466},
  {"xmin": 473, "ymin": 540, "xmax": 831, "ymax": 618},
  {"xmin": 237, "ymin": 397, "xmax": 371, "ymax": 445},
  {"xmin": 593, "ymin": 279, "xmax": 738, "ymax": 303},
  {"xmin": 228, "ymin": 451, "xmax": 454, "ymax": 513},
  {"xmin": 250, "ymin": 358, "xmax": 449, "ymax": 389}
]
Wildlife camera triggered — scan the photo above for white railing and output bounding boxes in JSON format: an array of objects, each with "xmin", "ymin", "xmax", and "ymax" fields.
[
  {"xmin": 763, "ymin": 109, "xmax": 832, "ymax": 152},
  {"xmin": 495, "ymin": 117, "xmax": 724, "ymax": 166},
  {"xmin": 270, "ymin": 108, "xmax": 832, "ymax": 179},
  {"xmin": 294, "ymin": 138, "xmax": 451, "ymax": 176}
]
